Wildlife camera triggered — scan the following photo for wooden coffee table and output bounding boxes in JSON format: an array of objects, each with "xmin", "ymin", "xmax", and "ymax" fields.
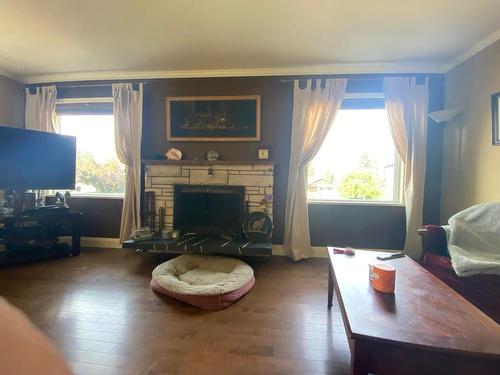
[{"xmin": 327, "ymin": 247, "xmax": 500, "ymax": 375}]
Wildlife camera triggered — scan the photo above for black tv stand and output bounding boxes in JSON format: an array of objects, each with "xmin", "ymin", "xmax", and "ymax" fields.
[
  {"xmin": 22, "ymin": 205, "xmax": 68, "ymax": 213},
  {"xmin": 0, "ymin": 209, "xmax": 82, "ymax": 266}
]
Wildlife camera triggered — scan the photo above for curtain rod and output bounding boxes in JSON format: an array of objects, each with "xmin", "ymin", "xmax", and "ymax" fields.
[
  {"xmin": 280, "ymin": 75, "xmax": 430, "ymax": 83},
  {"xmin": 26, "ymin": 82, "xmax": 149, "ymax": 89},
  {"xmin": 56, "ymin": 83, "xmax": 112, "ymax": 89},
  {"xmin": 280, "ymin": 77, "xmax": 383, "ymax": 83},
  {"xmin": 55, "ymin": 82, "xmax": 148, "ymax": 89}
]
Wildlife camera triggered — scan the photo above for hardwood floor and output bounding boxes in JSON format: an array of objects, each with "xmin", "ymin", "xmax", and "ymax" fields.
[{"xmin": 0, "ymin": 248, "xmax": 350, "ymax": 375}]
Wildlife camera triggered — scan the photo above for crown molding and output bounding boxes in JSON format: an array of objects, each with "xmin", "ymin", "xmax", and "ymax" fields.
[
  {"xmin": 10, "ymin": 28, "xmax": 500, "ymax": 84},
  {"xmin": 21, "ymin": 61, "xmax": 444, "ymax": 84},
  {"xmin": 443, "ymin": 27, "xmax": 500, "ymax": 73}
]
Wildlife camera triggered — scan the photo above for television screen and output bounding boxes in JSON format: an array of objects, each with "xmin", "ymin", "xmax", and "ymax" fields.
[
  {"xmin": 0, "ymin": 126, "xmax": 76, "ymax": 189},
  {"xmin": 173, "ymin": 185, "xmax": 245, "ymax": 235}
]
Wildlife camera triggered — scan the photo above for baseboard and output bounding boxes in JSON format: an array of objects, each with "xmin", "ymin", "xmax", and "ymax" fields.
[
  {"xmin": 272, "ymin": 245, "xmax": 327, "ymax": 258},
  {"xmin": 76, "ymin": 237, "xmax": 328, "ymax": 258},
  {"xmin": 77, "ymin": 239, "xmax": 397, "ymax": 259}
]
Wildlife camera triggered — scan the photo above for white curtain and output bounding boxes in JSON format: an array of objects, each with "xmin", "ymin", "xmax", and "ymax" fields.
[
  {"xmin": 25, "ymin": 86, "xmax": 59, "ymax": 133},
  {"xmin": 112, "ymin": 83, "xmax": 143, "ymax": 243},
  {"xmin": 284, "ymin": 79, "xmax": 347, "ymax": 261},
  {"xmin": 383, "ymin": 77, "xmax": 429, "ymax": 259}
]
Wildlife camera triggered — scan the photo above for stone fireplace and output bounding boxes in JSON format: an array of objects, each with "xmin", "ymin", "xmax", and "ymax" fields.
[{"xmin": 144, "ymin": 162, "xmax": 274, "ymax": 232}]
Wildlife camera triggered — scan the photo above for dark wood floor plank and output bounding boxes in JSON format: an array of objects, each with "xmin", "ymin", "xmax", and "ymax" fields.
[{"xmin": 0, "ymin": 248, "xmax": 350, "ymax": 375}]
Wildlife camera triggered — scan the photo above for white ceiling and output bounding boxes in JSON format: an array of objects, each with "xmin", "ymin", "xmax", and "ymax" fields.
[{"xmin": 0, "ymin": 0, "xmax": 499, "ymax": 83}]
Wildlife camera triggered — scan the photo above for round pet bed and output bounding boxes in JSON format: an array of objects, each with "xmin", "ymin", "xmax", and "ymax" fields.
[{"xmin": 150, "ymin": 255, "xmax": 255, "ymax": 310}]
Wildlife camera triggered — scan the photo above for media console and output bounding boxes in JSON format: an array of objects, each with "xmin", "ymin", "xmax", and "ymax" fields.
[
  {"xmin": 123, "ymin": 235, "xmax": 272, "ymax": 257},
  {"xmin": 0, "ymin": 208, "xmax": 82, "ymax": 266}
]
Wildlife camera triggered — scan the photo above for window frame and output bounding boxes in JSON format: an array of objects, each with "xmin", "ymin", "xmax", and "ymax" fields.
[
  {"xmin": 307, "ymin": 92, "xmax": 404, "ymax": 206},
  {"xmin": 56, "ymin": 98, "xmax": 124, "ymax": 198},
  {"xmin": 56, "ymin": 97, "xmax": 113, "ymax": 104}
]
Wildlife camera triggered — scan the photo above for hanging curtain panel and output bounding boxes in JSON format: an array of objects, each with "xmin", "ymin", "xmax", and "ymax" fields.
[
  {"xmin": 112, "ymin": 83, "xmax": 144, "ymax": 243},
  {"xmin": 25, "ymin": 86, "xmax": 59, "ymax": 133},
  {"xmin": 284, "ymin": 78, "xmax": 347, "ymax": 261},
  {"xmin": 384, "ymin": 77, "xmax": 429, "ymax": 259}
]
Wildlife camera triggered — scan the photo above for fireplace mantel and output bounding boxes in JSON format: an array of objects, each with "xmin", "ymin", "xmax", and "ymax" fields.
[{"xmin": 142, "ymin": 159, "xmax": 275, "ymax": 166}]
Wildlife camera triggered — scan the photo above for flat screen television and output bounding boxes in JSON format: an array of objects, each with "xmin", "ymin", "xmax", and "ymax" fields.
[
  {"xmin": 0, "ymin": 126, "xmax": 76, "ymax": 190},
  {"xmin": 173, "ymin": 185, "xmax": 245, "ymax": 235}
]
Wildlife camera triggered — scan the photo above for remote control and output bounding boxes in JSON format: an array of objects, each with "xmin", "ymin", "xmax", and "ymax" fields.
[{"xmin": 376, "ymin": 252, "xmax": 405, "ymax": 261}]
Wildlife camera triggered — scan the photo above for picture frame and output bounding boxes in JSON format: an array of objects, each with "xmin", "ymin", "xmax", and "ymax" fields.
[
  {"xmin": 166, "ymin": 95, "xmax": 261, "ymax": 141},
  {"xmin": 492, "ymin": 91, "xmax": 500, "ymax": 146}
]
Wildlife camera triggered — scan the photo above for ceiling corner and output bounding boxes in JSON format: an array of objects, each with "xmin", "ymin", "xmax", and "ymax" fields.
[
  {"xmin": 443, "ymin": 27, "xmax": 500, "ymax": 73},
  {"xmin": 0, "ymin": 66, "xmax": 25, "ymax": 83}
]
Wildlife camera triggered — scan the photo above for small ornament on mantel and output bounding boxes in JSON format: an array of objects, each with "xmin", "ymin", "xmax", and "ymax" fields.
[
  {"xmin": 166, "ymin": 148, "xmax": 182, "ymax": 160},
  {"xmin": 206, "ymin": 150, "xmax": 220, "ymax": 161},
  {"xmin": 258, "ymin": 148, "xmax": 269, "ymax": 160}
]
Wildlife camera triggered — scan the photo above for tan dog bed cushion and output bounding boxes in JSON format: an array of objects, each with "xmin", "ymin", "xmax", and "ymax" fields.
[{"xmin": 151, "ymin": 255, "xmax": 255, "ymax": 310}]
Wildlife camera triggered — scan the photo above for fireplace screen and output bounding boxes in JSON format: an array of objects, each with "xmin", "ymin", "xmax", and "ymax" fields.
[{"xmin": 173, "ymin": 185, "xmax": 245, "ymax": 235}]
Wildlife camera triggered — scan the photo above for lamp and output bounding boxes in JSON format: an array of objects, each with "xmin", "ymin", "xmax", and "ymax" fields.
[{"xmin": 428, "ymin": 109, "xmax": 461, "ymax": 124}]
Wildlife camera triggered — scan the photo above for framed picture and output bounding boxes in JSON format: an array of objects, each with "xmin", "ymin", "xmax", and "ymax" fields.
[
  {"xmin": 492, "ymin": 91, "xmax": 500, "ymax": 146},
  {"xmin": 166, "ymin": 95, "xmax": 261, "ymax": 141}
]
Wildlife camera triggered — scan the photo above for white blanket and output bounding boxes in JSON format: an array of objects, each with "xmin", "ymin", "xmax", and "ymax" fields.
[{"xmin": 448, "ymin": 202, "xmax": 500, "ymax": 277}]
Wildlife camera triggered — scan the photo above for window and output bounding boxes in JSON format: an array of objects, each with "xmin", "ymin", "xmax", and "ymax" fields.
[
  {"xmin": 308, "ymin": 107, "xmax": 402, "ymax": 204},
  {"xmin": 59, "ymin": 114, "xmax": 125, "ymax": 196}
]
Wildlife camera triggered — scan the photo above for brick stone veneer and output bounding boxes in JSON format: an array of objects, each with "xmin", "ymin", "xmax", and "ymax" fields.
[{"xmin": 144, "ymin": 163, "xmax": 274, "ymax": 231}]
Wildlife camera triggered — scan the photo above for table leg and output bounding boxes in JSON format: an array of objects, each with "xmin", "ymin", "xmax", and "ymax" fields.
[
  {"xmin": 328, "ymin": 264, "xmax": 334, "ymax": 308},
  {"xmin": 351, "ymin": 340, "xmax": 369, "ymax": 375}
]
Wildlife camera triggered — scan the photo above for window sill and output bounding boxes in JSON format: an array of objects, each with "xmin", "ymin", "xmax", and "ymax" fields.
[
  {"xmin": 71, "ymin": 194, "xmax": 124, "ymax": 200},
  {"xmin": 308, "ymin": 200, "xmax": 404, "ymax": 207}
]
